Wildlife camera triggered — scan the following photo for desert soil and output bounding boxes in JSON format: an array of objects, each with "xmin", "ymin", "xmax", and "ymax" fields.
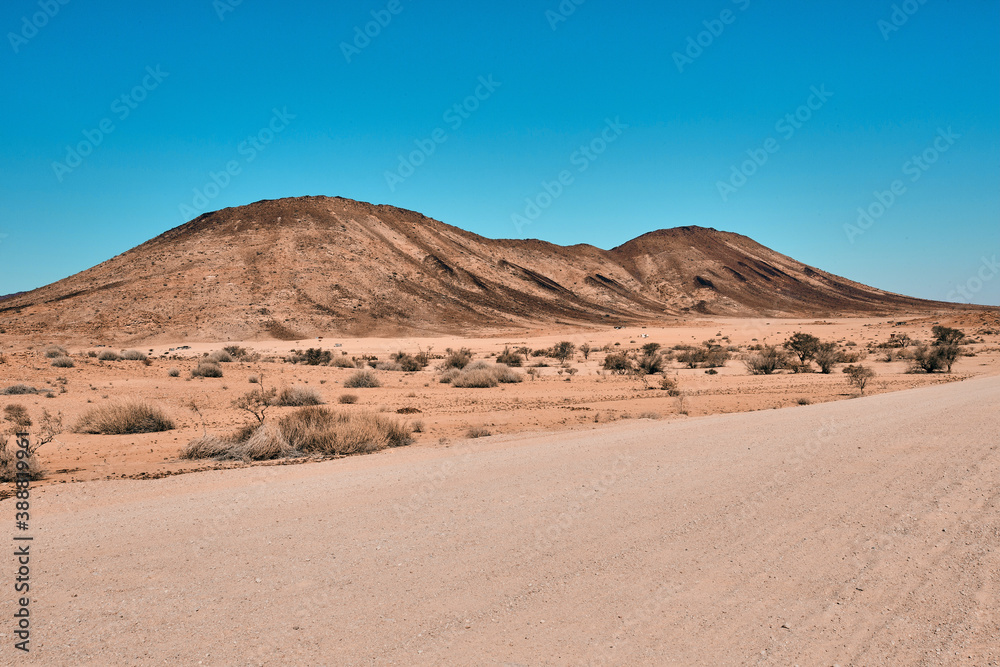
[
  {"xmin": 1, "ymin": 316, "xmax": 998, "ymax": 488},
  {"xmin": 1, "ymin": 369, "xmax": 997, "ymax": 665}
]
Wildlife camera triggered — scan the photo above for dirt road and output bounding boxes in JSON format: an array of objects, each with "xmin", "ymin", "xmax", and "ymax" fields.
[{"xmin": 4, "ymin": 375, "xmax": 998, "ymax": 665}]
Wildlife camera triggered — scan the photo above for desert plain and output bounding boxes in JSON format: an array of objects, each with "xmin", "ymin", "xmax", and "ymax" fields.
[{"xmin": 0, "ymin": 311, "xmax": 999, "ymax": 665}]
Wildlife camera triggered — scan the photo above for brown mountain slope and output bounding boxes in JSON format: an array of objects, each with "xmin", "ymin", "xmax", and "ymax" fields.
[{"xmin": 0, "ymin": 196, "xmax": 976, "ymax": 342}]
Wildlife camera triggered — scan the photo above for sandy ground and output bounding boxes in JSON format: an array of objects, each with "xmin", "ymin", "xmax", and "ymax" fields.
[
  {"xmin": 1, "ymin": 372, "xmax": 997, "ymax": 665},
  {"xmin": 2, "ymin": 317, "xmax": 999, "ymax": 488}
]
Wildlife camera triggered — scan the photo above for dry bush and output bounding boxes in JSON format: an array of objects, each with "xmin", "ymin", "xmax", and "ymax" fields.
[
  {"xmin": 375, "ymin": 361, "xmax": 404, "ymax": 372},
  {"xmin": 636, "ymin": 353, "xmax": 666, "ymax": 375},
  {"xmin": 180, "ymin": 434, "xmax": 231, "ymax": 459},
  {"xmin": 496, "ymin": 347, "xmax": 523, "ymax": 367},
  {"xmin": 329, "ymin": 356, "xmax": 356, "ymax": 369},
  {"xmin": 43, "ymin": 345, "xmax": 68, "ymax": 358},
  {"xmin": 637, "ymin": 411, "xmax": 661, "ymax": 420},
  {"xmin": 602, "ymin": 351, "xmax": 633, "ymax": 374},
  {"xmin": 814, "ymin": 344, "xmax": 838, "ymax": 374},
  {"xmin": 451, "ymin": 368, "xmax": 499, "ymax": 388},
  {"xmin": 275, "ymin": 386, "xmax": 324, "ymax": 406},
  {"xmin": 3, "ymin": 404, "xmax": 32, "ymax": 431},
  {"xmin": 447, "ymin": 363, "xmax": 523, "ymax": 388},
  {"xmin": 744, "ymin": 346, "xmax": 787, "ymax": 375},
  {"xmin": 98, "ymin": 350, "xmax": 122, "ymax": 361},
  {"xmin": 167, "ymin": 368, "xmax": 181, "ymax": 377},
  {"xmin": 192, "ymin": 361, "xmax": 224, "ymax": 378},
  {"xmin": 797, "ymin": 397, "xmax": 812, "ymax": 405},
  {"xmin": 50, "ymin": 356, "xmax": 75, "ymax": 368},
  {"xmin": 659, "ymin": 375, "xmax": 681, "ymax": 396},
  {"xmin": 338, "ymin": 393, "xmax": 359, "ymax": 404},
  {"xmin": 74, "ymin": 401, "xmax": 175, "ymax": 435},
  {"xmin": 120, "ymin": 350, "xmax": 147, "ymax": 361},
  {"xmin": 344, "ymin": 370, "xmax": 380, "ymax": 388},
  {"xmin": 2, "ymin": 385, "xmax": 38, "ymax": 396},
  {"xmin": 845, "ymin": 365, "xmax": 876, "ymax": 394},
  {"xmin": 390, "ymin": 351, "xmax": 428, "ymax": 371},
  {"xmin": 223, "ymin": 345, "xmax": 249, "ymax": 359},
  {"xmin": 208, "ymin": 350, "xmax": 233, "ymax": 363},
  {"xmin": 466, "ymin": 426, "xmax": 491, "ymax": 438},
  {"xmin": 289, "ymin": 348, "xmax": 332, "ymax": 365},
  {"xmin": 443, "ymin": 347, "xmax": 473, "ymax": 369},
  {"xmin": 231, "ymin": 423, "xmax": 293, "ymax": 460},
  {"xmin": 278, "ymin": 407, "xmax": 411, "ymax": 455}
]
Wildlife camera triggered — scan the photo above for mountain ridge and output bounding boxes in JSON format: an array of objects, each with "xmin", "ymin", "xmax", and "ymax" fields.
[{"xmin": 0, "ymin": 195, "xmax": 979, "ymax": 342}]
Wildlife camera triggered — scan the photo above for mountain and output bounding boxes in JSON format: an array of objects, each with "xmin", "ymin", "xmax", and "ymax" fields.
[{"xmin": 0, "ymin": 196, "xmax": 974, "ymax": 342}]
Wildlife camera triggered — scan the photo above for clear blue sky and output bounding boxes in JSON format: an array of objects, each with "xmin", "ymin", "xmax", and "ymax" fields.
[{"xmin": 2, "ymin": 0, "xmax": 998, "ymax": 305}]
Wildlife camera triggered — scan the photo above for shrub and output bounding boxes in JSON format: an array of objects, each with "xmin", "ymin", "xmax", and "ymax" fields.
[
  {"xmin": 232, "ymin": 423, "xmax": 294, "ymax": 460},
  {"xmin": 278, "ymin": 407, "xmax": 412, "ymax": 455},
  {"xmin": 451, "ymin": 368, "xmax": 499, "ymax": 388},
  {"xmin": 0, "ymin": 444, "xmax": 42, "ymax": 482},
  {"xmin": 602, "ymin": 352, "xmax": 633, "ymax": 374},
  {"xmin": 74, "ymin": 401, "xmax": 175, "ymax": 434},
  {"xmin": 390, "ymin": 351, "xmax": 428, "ymax": 371},
  {"xmin": 208, "ymin": 350, "xmax": 233, "ymax": 363},
  {"xmin": 50, "ymin": 356, "xmax": 75, "ymax": 368},
  {"xmin": 375, "ymin": 361, "xmax": 404, "ymax": 372},
  {"xmin": 797, "ymin": 397, "xmax": 812, "ymax": 405},
  {"xmin": 290, "ymin": 348, "xmax": 332, "ymax": 366},
  {"xmin": 3, "ymin": 404, "xmax": 32, "ymax": 430},
  {"xmin": 744, "ymin": 346, "xmax": 787, "ymax": 375},
  {"xmin": 275, "ymin": 386, "xmax": 324, "ymax": 407},
  {"xmin": 702, "ymin": 346, "xmax": 729, "ymax": 368},
  {"xmin": 98, "ymin": 350, "xmax": 122, "ymax": 361},
  {"xmin": 579, "ymin": 343, "xmax": 592, "ymax": 360},
  {"xmin": 466, "ymin": 426, "xmax": 491, "ymax": 439},
  {"xmin": 933, "ymin": 344, "xmax": 960, "ymax": 372},
  {"xmin": 180, "ymin": 434, "xmax": 232, "ymax": 460},
  {"xmin": 1, "ymin": 385, "xmax": 38, "ymax": 395},
  {"xmin": 167, "ymin": 368, "xmax": 181, "ymax": 377},
  {"xmin": 676, "ymin": 348, "xmax": 706, "ymax": 368},
  {"xmin": 191, "ymin": 361, "xmax": 224, "ymax": 378},
  {"xmin": 338, "ymin": 393, "xmax": 359, "ymax": 404},
  {"xmin": 329, "ymin": 356, "xmax": 356, "ymax": 369},
  {"xmin": 814, "ymin": 343, "xmax": 838, "ymax": 374},
  {"xmin": 551, "ymin": 341, "xmax": 576, "ymax": 362},
  {"xmin": 344, "ymin": 370, "xmax": 380, "ymax": 388},
  {"xmin": 636, "ymin": 353, "xmax": 665, "ymax": 375},
  {"xmin": 121, "ymin": 350, "xmax": 147, "ymax": 361},
  {"xmin": 496, "ymin": 347, "xmax": 523, "ymax": 367},
  {"xmin": 845, "ymin": 365, "xmax": 876, "ymax": 394},
  {"xmin": 660, "ymin": 375, "xmax": 680, "ymax": 396},
  {"xmin": 443, "ymin": 347, "xmax": 473, "ymax": 369},
  {"xmin": 447, "ymin": 363, "xmax": 522, "ymax": 387},
  {"xmin": 911, "ymin": 343, "xmax": 960, "ymax": 373},
  {"xmin": 641, "ymin": 342, "xmax": 661, "ymax": 355},
  {"xmin": 43, "ymin": 345, "xmax": 68, "ymax": 358},
  {"xmin": 223, "ymin": 345, "xmax": 249, "ymax": 359}
]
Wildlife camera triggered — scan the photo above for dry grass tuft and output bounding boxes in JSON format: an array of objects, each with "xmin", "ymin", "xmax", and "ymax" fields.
[
  {"xmin": 275, "ymin": 386, "xmax": 324, "ymax": 406},
  {"xmin": 74, "ymin": 401, "xmax": 175, "ymax": 435},
  {"xmin": 344, "ymin": 370, "xmax": 380, "ymax": 388},
  {"xmin": 50, "ymin": 356, "xmax": 75, "ymax": 368},
  {"xmin": 98, "ymin": 350, "xmax": 122, "ymax": 361},
  {"xmin": 180, "ymin": 434, "xmax": 231, "ymax": 459},
  {"xmin": 192, "ymin": 361, "xmax": 224, "ymax": 378},
  {"xmin": 466, "ymin": 426, "xmax": 492, "ymax": 438},
  {"xmin": 43, "ymin": 345, "xmax": 68, "ymax": 358},
  {"xmin": 231, "ymin": 423, "xmax": 293, "ymax": 460},
  {"xmin": 1, "ymin": 384, "xmax": 39, "ymax": 395},
  {"xmin": 120, "ymin": 350, "xmax": 147, "ymax": 361},
  {"xmin": 338, "ymin": 393, "xmax": 359, "ymax": 404}
]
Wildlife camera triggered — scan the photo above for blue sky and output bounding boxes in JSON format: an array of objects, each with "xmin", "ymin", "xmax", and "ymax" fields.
[{"xmin": 1, "ymin": 0, "xmax": 998, "ymax": 305}]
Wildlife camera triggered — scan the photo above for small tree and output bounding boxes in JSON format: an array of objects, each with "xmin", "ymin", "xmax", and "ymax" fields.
[
  {"xmin": 636, "ymin": 352, "xmax": 665, "ymax": 375},
  {"xmin": 783, "ymin": 333, "xmax": 820, "ymax": 364},
  {"xmin": 640, "ymin": 342, "xmax": 661, "ymax": 355},
  {"xmin": 579, "ymin": 343, "xmax": 592, "ymax": 360},
  {"xmin": 931, "ymin": 325, "xmax": 964, "ymax": 345},
  {"xmin": 933, "ymin": 344, "xmax": 960, "ymax": 373},
  {"xmin": 551, "ymin": 341, "xmax": 576, "ymax": 362},
  {"xmin": 232, "ymin": 374, "xmax": 276, "ymax": 424},
  {"xmin": 845, "ymin": 365, "xmax": 876, "ymax": 395}
]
